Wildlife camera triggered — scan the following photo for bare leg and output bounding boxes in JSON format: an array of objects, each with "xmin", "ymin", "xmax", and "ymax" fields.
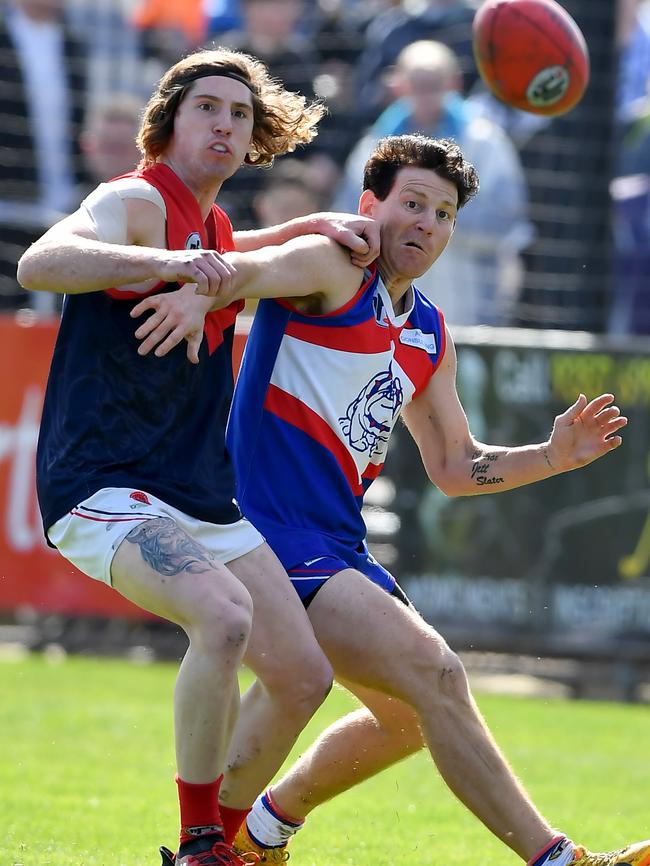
[
  {"xmin": 220, "ymin": 543, "xmax": 333, "ymax": 809},
  {"xmin": 111, "ymin": 518, "xmax": 253, "ymax": 782},
  {"xmin": 272, "ymin": 677, "xmax": 424, "ymax": 819},
  {"xmin": 300, "ymin": 570, "xmax": 556, "ymax": 860}
]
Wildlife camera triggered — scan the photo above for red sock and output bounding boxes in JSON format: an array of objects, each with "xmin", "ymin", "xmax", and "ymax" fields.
[
  {"xmin": 176, "ymin": 774, "xmax": 224, "ymax": 847},
  {"xmin": 220, "ymin": 805, "xmax": 252, "ymax": 845}
]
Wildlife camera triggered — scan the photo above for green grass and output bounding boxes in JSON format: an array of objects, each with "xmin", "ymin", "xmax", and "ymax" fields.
[{"xmin": 2, "ymin": 652, "xmax": 649, "ymax": 866}]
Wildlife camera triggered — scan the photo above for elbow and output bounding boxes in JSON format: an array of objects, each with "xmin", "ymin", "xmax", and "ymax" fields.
[{"xmin": 427, "ymin": 467, "xmax": 465, "ymax": 498}]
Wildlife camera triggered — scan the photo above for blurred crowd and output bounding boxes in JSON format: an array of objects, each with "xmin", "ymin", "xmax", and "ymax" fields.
[{"xmin": 2, "ymin": 0, "xmax": 650, "ymax": 333}]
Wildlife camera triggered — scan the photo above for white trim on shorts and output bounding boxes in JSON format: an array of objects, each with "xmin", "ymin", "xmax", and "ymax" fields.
[{"xmin": 47, "ymin": 487, "xmax": 265, "ymax": 586}]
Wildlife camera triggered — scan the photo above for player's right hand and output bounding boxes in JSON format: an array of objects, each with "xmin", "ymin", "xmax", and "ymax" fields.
[{"xmin": 155, "ymin": 248, "xmax": 237, "ymax": 300}]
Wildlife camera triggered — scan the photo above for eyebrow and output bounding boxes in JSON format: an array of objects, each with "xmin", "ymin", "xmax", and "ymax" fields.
[
  {"xmin": 402, "ymin": 189, "xmax": 458, "ymax": 209},
  {"xmin": 191, "ymin": 93, "xmax": 253, "ymax": 111}
]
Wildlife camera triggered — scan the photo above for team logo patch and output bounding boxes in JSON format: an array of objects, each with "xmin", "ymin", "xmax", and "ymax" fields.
[
  {"xmin": 129, "ymin": 491, "xmax": 151, "ymax": 505},
  {"xmin": 339, "ymin": 363, "xmax": 403, "ymax": 456},
  {"xmin": 185, "ymin": 231, "xmax": 202, "ymax": 250},
  {"xmin": 399, "ymin": 328, "xmax": 437, "ymax": 353},
  {"xmin": 526, "ymin": 66, "xmax": 570, "ymax": 108}
]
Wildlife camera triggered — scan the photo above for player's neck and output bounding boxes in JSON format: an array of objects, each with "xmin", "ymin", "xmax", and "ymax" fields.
[
  {"xmin": 377, "ymin": 263, "xmax": 411, "ymax": 314},
  {"xmin": 390, "ymin": 289, "xmax": 410, "ymax": 317},
  {"xmin": 159, "ymin": 156, "xmax": 223, "ymax": 220}
]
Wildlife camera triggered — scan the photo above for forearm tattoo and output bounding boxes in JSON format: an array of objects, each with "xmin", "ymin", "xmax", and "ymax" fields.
[
  {"xmin": 470, "ymin": 450, "xmax": 505, "ymax": 488},
  {"xmin": 126, "ymin": 517, "xmax": 218, "ymax": 576}
]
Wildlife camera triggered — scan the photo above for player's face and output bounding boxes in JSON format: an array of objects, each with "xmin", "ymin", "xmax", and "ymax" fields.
[
  {"xmin": 164, "ymin": 76, "xmax": 255, "ymax": 187},
  {"xmin": 361, "ymin": 167, "xmax": 458, "ymax": 281}
]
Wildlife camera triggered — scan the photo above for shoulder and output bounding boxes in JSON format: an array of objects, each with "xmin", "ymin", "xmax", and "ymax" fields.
[
  {"xmin": 85, "ymin": 177, "xmax": 167, "ymax": 211},
  {"xmin": 81, "ymin": 178, "xmax": 166, "ymax": 247}
]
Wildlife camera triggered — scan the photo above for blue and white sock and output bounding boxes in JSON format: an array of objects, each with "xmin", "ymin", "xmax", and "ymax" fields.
[
  {"xmin": 529, "ymin": 836, "xmax": 576, "ymax": 866},
  {"xmin": 246, "ymin": 789, "xmax": 304, "ymax": 849}
]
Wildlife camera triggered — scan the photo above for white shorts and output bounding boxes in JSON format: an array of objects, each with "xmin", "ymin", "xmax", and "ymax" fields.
[{"xmin": 48, "ymin": 487, "xmax": 265, "ymax": 586}]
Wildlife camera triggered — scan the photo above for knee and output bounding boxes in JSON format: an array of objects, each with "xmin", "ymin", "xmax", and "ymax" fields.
[
  {"xmin": 411, "ymin": 634, "xmax": 471, "ymax": 704},
  {"xmin": 290, "ymin": 653, "xmax": 334, "ymax": 714},
  {"xmin": 262, "ymin": 647, "xmax": 333, "ymax": 717},
  {"xmin": 188, "ymin": 581, "xmax": 254, "ymax": 658}
]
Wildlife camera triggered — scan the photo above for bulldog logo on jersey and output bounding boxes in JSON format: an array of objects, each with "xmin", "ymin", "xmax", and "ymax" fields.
[
  {"xmin": 185, "ymin": 232, "xmax": 202, "ymax": 250},
  {"xmin": 339, "ymin": 363, "xmax": 403, "ymax": 456}
]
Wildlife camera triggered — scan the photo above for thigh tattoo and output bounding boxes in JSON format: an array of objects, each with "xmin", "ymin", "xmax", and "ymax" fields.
[{"xmin": 126, "ymin": 517, "xmax": 218, "ymax": 576}]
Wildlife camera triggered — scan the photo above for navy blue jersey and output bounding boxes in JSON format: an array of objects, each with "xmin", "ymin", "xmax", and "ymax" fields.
[{"xmin": 37, "ymin": 163, "xmax": 244, "ymax": 537}]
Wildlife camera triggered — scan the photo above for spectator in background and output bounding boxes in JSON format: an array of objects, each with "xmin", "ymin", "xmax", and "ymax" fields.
[
  {"xmin": 355, "ymin": 0, "xmax": 479, "ymax": 124},
  {"xmin": 217, "ymin": 0, "xmax": 322, "ymax": 228},
  {"xmin": 221, "ymin": 0, "xmax": 318, "ymax": 97},
  {"xmin": 131, "ymin": 0, "xmax": 207, "ymax": 72},
  {"xmin": 0, "ymin": 0, "xmax": 86, "ymax": 312},
  {"xmin": 609, "ymin": 0, "xmax": 650, "ymax": 335},
  {"xmin": 252, "ymin": 159, "xmax": 327, "ymax": 227},
  {"xmin": 609, "ymin": 174, "xmax": 650, "ymax": 335},
  {"xmin": 64, "ymin": 0, "xmax": 143, "ymax": 108},
  {"xmin": 334, "ymin": 40, "xmax": 532, "ymax": 325},
  {"xmin": 616, "ymin": 0, "xmax": 650, "ymax": 124},
  {"xmin": 77, "ymin": 94, "xmax": 143, "ymax": 197}
]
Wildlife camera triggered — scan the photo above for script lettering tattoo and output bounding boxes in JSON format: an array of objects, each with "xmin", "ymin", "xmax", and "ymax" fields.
[
  {"xmin": 470, "ymin": 451, "xmax": 505, "ymax": 488},
  {"xmin": 126, "ymin": 517, "xmax": 217, "ymax": 576}
]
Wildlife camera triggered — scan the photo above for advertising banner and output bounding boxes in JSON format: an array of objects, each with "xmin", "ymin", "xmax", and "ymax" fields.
[
  {"xmin": 378, "ymin": 329, "xmax": 650, "ymax": 643},
  {"xmin": 0, "ymin": 314, "xmax": 247, "ymax": 619}
]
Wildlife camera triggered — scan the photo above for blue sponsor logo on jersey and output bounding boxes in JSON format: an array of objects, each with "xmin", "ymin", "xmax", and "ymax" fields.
[{"xmin": 339, "ymin": 363, "xmax": 403, "ymax": 456}]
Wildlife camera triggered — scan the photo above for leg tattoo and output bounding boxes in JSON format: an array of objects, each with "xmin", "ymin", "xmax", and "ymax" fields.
[{"xmin": 126, "ymin": 517, "xmax": 218, "ymax": 576}]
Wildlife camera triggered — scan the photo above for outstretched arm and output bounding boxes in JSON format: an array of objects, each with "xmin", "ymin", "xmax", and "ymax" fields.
[
  {"xmin": 132, "ymin": 234, "xmax": 362, "ymax": 362},
  {"xmin": 233, "ymin": 212, "xmax": 379, "ymax": 268},
  {"xmin": 403, "ymin": 328, "xmax": 627, "ymax": 497}
]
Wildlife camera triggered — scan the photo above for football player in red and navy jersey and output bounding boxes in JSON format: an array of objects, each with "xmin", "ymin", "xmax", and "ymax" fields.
[
  {"xmin": 131, "ymin": 134, "xmax": 647, "ymax": 866},
  {"xmin": 16, "ymin": 47, "xmax": 381, "ymax": 866}
]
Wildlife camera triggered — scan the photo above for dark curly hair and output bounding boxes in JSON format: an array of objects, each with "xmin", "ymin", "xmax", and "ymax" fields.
[
  {"xmin": 137, "ymin": 47, "xmax": 325, "ymax": 168},
  {"xmin": 363, "ymin": 135, "xmax": 479, "ymax": 208}
]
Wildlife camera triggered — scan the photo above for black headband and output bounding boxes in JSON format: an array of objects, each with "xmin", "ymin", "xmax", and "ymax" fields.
[{"xmin": 181, "ymin": 69, "xmax": 257, "ymax": 94}]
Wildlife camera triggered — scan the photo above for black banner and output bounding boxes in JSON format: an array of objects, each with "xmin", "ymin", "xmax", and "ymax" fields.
[{"xmin": 371, "ymin": 329, "xmax": 650, "ymax": 643}]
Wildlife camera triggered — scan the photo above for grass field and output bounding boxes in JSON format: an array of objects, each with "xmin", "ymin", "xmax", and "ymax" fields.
[{"xmin": 2, "ymin": 652, "xmax": 649, "ymax": 866}]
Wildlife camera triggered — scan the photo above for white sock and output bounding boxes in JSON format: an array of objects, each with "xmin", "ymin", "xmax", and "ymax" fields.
[
  {"xmin": 529, "ymin": 837, "xmax": 576, "ymax": 866},
  {"xmin": 246, "ymin": 790, "xmax": 304, "ymax": 849}
]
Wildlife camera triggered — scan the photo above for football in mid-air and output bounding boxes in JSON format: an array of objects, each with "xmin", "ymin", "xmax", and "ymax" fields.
[{"xmin": 472, "ymin": 0, "xmax": 590, "ymax": 117}]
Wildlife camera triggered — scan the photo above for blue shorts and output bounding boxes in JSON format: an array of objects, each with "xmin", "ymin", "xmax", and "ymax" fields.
[{"xmin": 286, "ymin": 541, "xmax": 410, "ymax": 608}]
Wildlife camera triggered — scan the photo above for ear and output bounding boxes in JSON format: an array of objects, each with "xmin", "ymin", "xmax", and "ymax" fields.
[{"xmin": 359, "ymin": 189, "xmax": 377, "ymax": 217}]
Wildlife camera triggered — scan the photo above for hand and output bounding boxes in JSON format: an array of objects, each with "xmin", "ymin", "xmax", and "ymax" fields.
[
  {"xmin": 547, "ymin": 393, "xmax": 628, "ymax": 472},
  {"xmin": 131, "ymin": 285, "xmax": 212, "ymax": 363},
  {"xmin": 155, "ymin": 248, "xmax": 237, "ymax": 299},
  {"xmin": 313, "ymin": 213, "xmax": 380, "ymax": 268}
]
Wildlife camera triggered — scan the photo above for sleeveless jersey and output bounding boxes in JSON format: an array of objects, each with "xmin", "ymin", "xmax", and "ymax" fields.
[
  {"xmin": 227, "ymin": 265, "xmax": 446, "ymax": 567},
  {"xmin": 37, "ymin": 162, "xmax": 244, "ymax": 537}
]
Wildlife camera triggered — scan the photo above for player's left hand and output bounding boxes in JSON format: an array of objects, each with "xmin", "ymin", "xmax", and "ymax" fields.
[
  {"xmin": 131, "ymin": 285, "xmax": 211, "ymax": 364},
  {"xmin": 546, "ymin": 393, "xmax": 628, "ymax": 471},
  {"xmin": 313, "ymin": 213, "xmax": 380, "ymax": 267}
]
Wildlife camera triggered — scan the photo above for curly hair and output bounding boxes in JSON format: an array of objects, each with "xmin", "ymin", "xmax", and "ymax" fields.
[
  {"xmin": 363, "ymin": 135, "xmax": 480, "ymax": 209},
  {"xmin": 137, "ymin": 48, "xmax": 325, "ymax": 167}
]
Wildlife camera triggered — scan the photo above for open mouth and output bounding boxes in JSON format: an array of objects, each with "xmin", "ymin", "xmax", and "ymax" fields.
[{"xmin": 404, "ymin": 241, "xmax": 425, "ymax": 252}]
